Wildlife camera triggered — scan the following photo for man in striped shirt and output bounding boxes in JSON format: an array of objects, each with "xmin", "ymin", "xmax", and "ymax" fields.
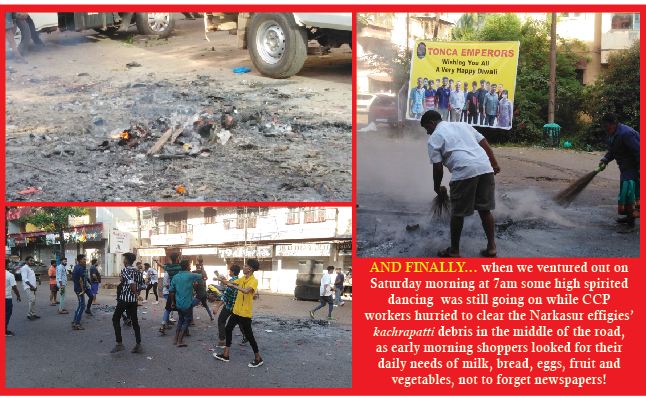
[{"xmin": 111, "ymin": 252, "xmax": 145, "ymax": 354}]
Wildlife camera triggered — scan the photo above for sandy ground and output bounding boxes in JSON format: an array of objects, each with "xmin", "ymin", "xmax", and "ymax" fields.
[
  {"xmin": 5, "ymin": 15, "xmax": 352, "ymax": 202},
  {"xmin": 5, "ymin": 286, "xmax": 352, "ymax": 388},
  {"xmin": 357, "ymin": 125, "xmax": 640, "ymax": 258}
]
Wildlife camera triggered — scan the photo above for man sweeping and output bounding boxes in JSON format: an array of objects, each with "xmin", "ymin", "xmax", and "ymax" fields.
[
  {"xmin": 421, "ymin": 110, "xmax": 501, "ymax": 257},
  {"xmin": 598, "ymin": 113, "xmax": 640, "ymax": 228}
]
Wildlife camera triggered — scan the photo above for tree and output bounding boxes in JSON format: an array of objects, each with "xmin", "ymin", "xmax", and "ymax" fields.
[
  {"xmin": 452, "ymin": 13, "xmax": 487, "ymax": 41},
  {"xmin": 22, "ymin": 207, "xmax": 88, "ymax": 259},
  {"xmin": 582, "ymin": 40, "xmax": 640, "ymax": 147}
]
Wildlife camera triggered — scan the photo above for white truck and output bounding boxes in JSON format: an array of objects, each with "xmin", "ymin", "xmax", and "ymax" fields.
[
  {"xmin": 206, "ymin": 12, "xmax": 352, "ymax": 78},
  {"xmin": 15, "ymin": 12, "xmax": 175, "ymax": 52},
  {"xmin": 17, "ymin": 12, "xmax": 352, "ymax": 79}
]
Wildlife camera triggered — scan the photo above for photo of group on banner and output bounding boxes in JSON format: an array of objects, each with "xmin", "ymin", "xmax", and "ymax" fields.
[{"xmin": 408, "ymin": 76, "xmax": 513, "ymax": 128}]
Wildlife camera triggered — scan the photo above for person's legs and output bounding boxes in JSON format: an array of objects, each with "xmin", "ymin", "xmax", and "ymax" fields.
[
  {"xmin": 175, "ymin": 308, "xmax": 191, "ymax": 346},
  {"xmin": 58, "ymin": 288, "xmax": 66, "ymax": 312},
  {"xmin": 217, "ymin": 306, "xmax": 231, "ymax": 343},
  {"xmin": 26, "ymin": 289, "xmax": 36, "ymax": 317},
  {"xmin": 201, "ymin": 297, "xmax": 214, "ymax": 320},
  {"xmin": 225, "ymin": 314, "xmax": 241, "ymax": 347},
  {"xmin": 125, "ymin": 302, "xmax": 141, "ymax": 346},
  {"xmin": 311, "ymin": 296, "xmax": 327, "ymax": 314},
  {"xmin": 112, "ymin": 301, "xmax": 127, "ymax": 343},
  {"xmin": 450, "ymin": 216, "xmax": 465, "ymax": 254},
  {"xmin": 474, "ymin": 173, "xmax": 497, "ymax": 254},
  {"xmin": 145, "ymin": 284, "xmax": 152, "ymax": 300},
  {"xmin": 85, "ymin": 291, "xmax": 94, "ymax": 314},
  {"xmin": 49, "ymin": 286, "xmax": 55, "ymax": 304},
  {"xmin": 326, "ymin": 295, "xmax": 334, "ymax": 318},
  {"xmin": 215, "ymin": 313, "xmax": 242, "ymax": 360},
  {"xmin": 73, "ymin": 293, "xmax": 85, "ymax": 324},
  {"xmin": 478, "ymin": 210, "xmax": 496, "ymax": 253},
  {"xmin": 152, "ymin": 283, "xmax": 158, "ymax": 301},
  {"xmin": 5, "ymin": 298, "xmax": 12, "ymax": 332},
  {"xmin": 238, "ymin": 316, "xmax": 259, "ymax": 354}
]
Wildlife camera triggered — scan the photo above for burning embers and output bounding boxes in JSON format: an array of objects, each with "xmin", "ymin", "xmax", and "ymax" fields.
[{"xmin": 111, "ymin": 123, "xmax": 150, "ymax": 147}]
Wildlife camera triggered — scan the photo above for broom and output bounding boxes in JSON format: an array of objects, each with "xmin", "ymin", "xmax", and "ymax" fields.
[
  {"xmin": 554, "ymin": 165, "xmax": 604, "ymax": 206},
  {"xmin": 431, "ymin": 186, "xmax": 450, "ymax": 218}
]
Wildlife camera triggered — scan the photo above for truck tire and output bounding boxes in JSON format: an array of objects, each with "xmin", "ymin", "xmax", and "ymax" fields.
[
  {"xmin": 135, "ymin": 12, "xmax": 175, "ymax": 38},
  {"xmin": 15, "ymin": 18, "xmax": 31, "ymax": 55},
  {"xmin": 247, "ymin": 13, "xmax": 307, "ymax": 79}
]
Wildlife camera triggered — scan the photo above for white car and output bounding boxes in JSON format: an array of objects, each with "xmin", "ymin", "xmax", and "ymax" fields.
[{"xmin": 357, "ymin": 93, "xmax": 377, "ymax": 114}]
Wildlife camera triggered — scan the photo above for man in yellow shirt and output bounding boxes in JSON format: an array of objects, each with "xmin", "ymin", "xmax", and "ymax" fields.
[{"xmin": 213, "ymin": 259, "xmax": 263, "ymax": 368}]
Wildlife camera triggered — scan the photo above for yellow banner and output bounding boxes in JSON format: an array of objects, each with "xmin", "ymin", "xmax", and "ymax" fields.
[{"xmin": 407, "ymin": 41, "xmax": 520, "ymax": 130}]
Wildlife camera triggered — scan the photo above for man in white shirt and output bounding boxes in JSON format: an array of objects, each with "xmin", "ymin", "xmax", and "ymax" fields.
[
  {"xmin": 309, "ymin": 266, "xmax": 335, "ymax": 321},
  {"xmin": 449, "ymin": 81, "xmax": 465, "ymax": 122},
  {"xmin": 56, "ymin": 258, "xmax": 69, "ymax": 314},
  {"xmin": 422, "ymin": 110, "xmax": 501, "ymax": 258},
  {"xmin": 6, "ymin": 268, "xmax": 22, "ymax": 336},
  {"xmin": 20, "ymin": 257, "xmax": 39, "ymax": 320}
]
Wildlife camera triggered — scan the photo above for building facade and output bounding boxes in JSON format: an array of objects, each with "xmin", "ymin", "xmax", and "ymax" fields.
[{"xmin": 139, "ymin": 206, "xmax": 352, "ymax": 295}]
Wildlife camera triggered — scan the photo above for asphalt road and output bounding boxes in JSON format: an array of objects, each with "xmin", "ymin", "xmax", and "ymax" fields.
[
  {"xmin": 357, "ymin": 125, "xmax": 639, "ymax": 258},
  {"xmin": 5, "ymin": 285, "xmax": 352, "ymax": 388}
]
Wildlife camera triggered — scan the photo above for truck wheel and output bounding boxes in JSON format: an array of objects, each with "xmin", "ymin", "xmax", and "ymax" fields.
[
  {"xmin": 14, "ymin": 18, "xmax": 31, "ymax": 55},
  {"xmin": 247, "ymin": 13, "xmax": 307, "ymax": 79},
  {"xmin": 135, "ymin": 12, "xmax": 175, "ymax": 38}
]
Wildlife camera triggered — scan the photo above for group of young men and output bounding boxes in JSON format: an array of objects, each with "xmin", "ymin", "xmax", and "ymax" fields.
[
  {"xmin": 410, "ymin": 77, "xmax": 512, "ymax": 128},
  {"xmin": 4, "ymin": 255, "xmax": 102, "ymax": 334},
  {"xmin": 104, "ymin": 252, "xmax": 265, "ymax": 367}
]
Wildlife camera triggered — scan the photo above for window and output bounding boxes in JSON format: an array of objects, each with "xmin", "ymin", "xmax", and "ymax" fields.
[
  {"xmin": 247, "ymin": 208, "xmax": 258, "ymax": 229},
  {"xmin": 304, "ymin": 207, "xmax": 327, "ymax": 223},
  {"xmin": 287, "ymin": 207, "xmax": 301, "ymax": 225},
  {"xmin": 163, "ymin": 211, "xmax": 187, "ymax": 234},
  {"xmin": 204, "ymin": 207, "xmax": 217, "ymax": 224},
  {"xmin": 223, "ymin": 219, "xmax": 234, "ymax": 230},
  {"xmin": 611, "ymin": 13, "xmax": 639, "ymax": 30}
]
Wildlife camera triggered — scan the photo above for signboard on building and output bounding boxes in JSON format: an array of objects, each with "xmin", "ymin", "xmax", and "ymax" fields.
[
  {"xmin": 182, "ymin": 247, "xmax": 218, "ymax": 256},
  {"xmin": 218, "ymin": 245, "xmax": 272, "ymax": 258},
  {"xmin": 110, "ymin": 230, "xmax": 131, "ymax": 253},
  {"xmin": 407, "ymin": 40, "xmax": 520, "ymax": 130},
  {"xmin": 151, "ymin": 233, "xmax": 187, "ymax": 246},
  {"xmin": 138, "ymin": 248, "xmax": 166, "ymax": 257},
  {"xmin": 275, "ymin": 243, "xmax": 331, "ymax": 257}
]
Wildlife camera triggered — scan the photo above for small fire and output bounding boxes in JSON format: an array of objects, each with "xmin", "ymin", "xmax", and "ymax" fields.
[
  {"xmin": 111, "ymin": 130, "xmax": 131, "ymax": 140},
  {"xmin": 175, "ymin": 184, "xmax": 187, "ymax": 195}
]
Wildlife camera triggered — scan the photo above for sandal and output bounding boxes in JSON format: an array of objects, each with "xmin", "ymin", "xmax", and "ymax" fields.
[
  {"xmin": 437, "ymin": 247, "xmax": 460, "ymax": 258},
  {"xmin": 480, "ymin": 249, "xmax": 497, "ymax": 258}
]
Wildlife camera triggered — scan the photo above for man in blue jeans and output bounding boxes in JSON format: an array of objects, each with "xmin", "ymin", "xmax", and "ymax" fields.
[
  {"xmin": 169, "ymin": 259, "xmax": 201, "ymax": 347},
  {"xmin": 310, "ymin": 266, "xmax": 335, "ymax": 320},
  {"xmin": 334, "ymin": 268, "xmax": 345, "ymax": 307},
  {"xmin": 71, "ymin": 254, "xmax": 88, "ymax": 330}
]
